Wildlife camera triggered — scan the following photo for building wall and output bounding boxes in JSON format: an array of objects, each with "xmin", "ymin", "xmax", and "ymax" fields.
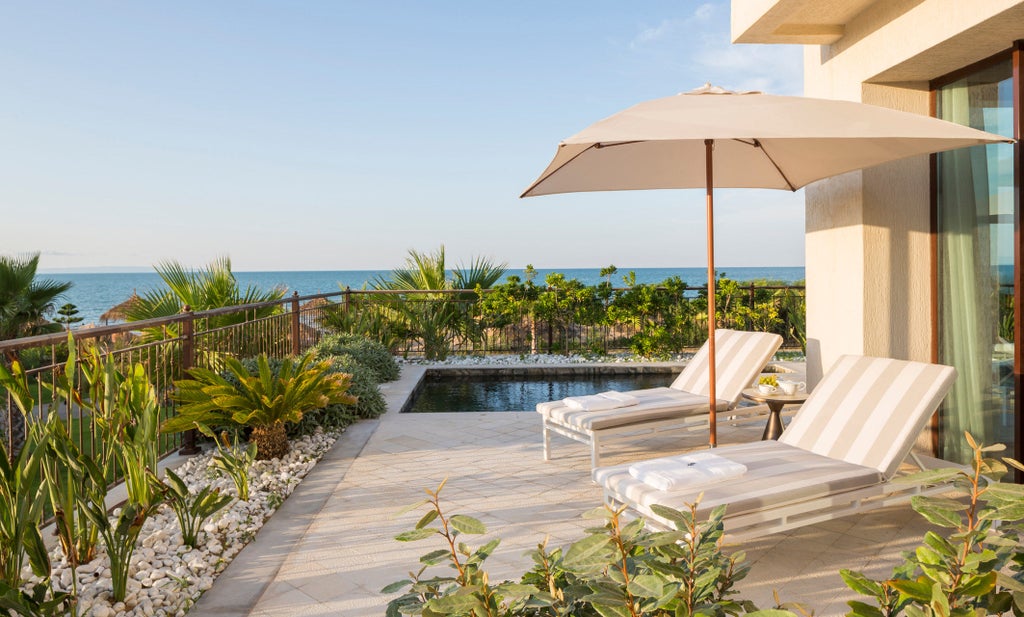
[{"xmin": 794, "ymin": 0, "xmax": 1022, "ymax": 383}]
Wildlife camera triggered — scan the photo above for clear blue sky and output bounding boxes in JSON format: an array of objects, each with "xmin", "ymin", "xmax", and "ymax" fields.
[{"xmin": 0, "ymin": 1, "xmax": 804, "ymax": 272}]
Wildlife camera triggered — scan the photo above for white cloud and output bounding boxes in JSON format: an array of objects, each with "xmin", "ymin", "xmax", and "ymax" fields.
[
  {"xmin": 693, "ymin": 3, "xmax": 715, "ymax": 22},
  {"xmin": 629, "ymin": 2, "xmax": 717, "ymax": 49},
  {"xmin": 632, "ymin": 20, "xmax": 676, "ymax": 48},
  {"xmin": 623, "ymin": 2, "xmax": 802, "ymax": 96},
  {"xmin": 692, "ymin": 41, "xmax": 803, "ymax": 95}
]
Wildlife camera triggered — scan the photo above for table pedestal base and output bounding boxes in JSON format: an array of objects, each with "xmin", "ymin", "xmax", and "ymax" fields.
[{"xmin": 761, "ymin": 403, "xmax": 786, "ymax": 440}]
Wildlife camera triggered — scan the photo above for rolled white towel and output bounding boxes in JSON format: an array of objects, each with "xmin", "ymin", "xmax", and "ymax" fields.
[
  {"xmin": 564, "ymin": 390, "xmax": 640, "ymax": 411},
  {"xmin": 628, "ymin": 452, "xmax": 747, "ymax": 491}
]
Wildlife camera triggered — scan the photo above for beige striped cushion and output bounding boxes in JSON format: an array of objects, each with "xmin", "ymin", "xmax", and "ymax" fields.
[
  {"xmin": 594, "ymin": 440, "xmax": 882, "ymax": 519},
  {"xmin": 779, "ymin": 355, "xmax": 957, "ymax": 478},
  {"xmin": 542, "ymin": 387, "xmax": 729, "ymax": 431},
  {"xmin": 670, "ymin": 329, "xmax": 783, "ymax": 404}
]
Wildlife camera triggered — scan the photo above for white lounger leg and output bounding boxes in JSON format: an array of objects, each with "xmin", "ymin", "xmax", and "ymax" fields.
[
  {"xmin": 591, "ymin": 434, "xmax": 601, "ymax": 468},
  {"xmin": 542, "ymin": 420, "xmax": 551, "ymax": 461}
]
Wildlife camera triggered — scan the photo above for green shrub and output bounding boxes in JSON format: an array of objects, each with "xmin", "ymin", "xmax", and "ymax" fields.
[
  {"xmin": 384, "ymin": 481, "xmax": 785, "ymax": 617},
  {"xmin": 328, "ymin": 354, "xmax": 387, "ymax": 419},
  {"xmin": 841, "ymin": 432, "xmax": 1024, "ymax": 617},
  {"xmin": 314, "ymin": 333, "xmax": 400, "ymax": 382}
]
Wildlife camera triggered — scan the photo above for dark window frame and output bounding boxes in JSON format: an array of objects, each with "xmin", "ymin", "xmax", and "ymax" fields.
[{"xmin": 929, "ymin": 41, "xmax": 1023, "ymax": 475}]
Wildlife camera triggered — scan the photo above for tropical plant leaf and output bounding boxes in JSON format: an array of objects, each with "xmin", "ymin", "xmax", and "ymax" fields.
[
  {"xmin": 416, "ymin": 510, "xmax": 439, "ymax": 530},
  {"xmin": 426, "ymin": 590, "xmax": 485, "ymax": 613},
  {"xmin": 395, "ymin": 528, "xmax": 438, "ymax": 542},
  {"xmin": 381, "ymin": 580, "xmax": 412, "ymax": 594},
  {"xmin": 448, "ymin": 514, "xmax": 486, "ymax": 535},
  {"xmin": 627, "ymin": 574, "xmax": 667, "ymax": 599},
  {"xmin": 418, "ymin": 549, "xmax": 451, "ymax": 566},
  {"xmin": 562, "ymin": 534, "xmax": 615, "ymax": 571},
  {"xmin": 841, "ymin": 569, "xmax": 884, "ymax": 597}
]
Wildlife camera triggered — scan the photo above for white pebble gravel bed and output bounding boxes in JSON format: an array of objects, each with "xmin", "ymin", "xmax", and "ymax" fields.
[{"xmin": 27, "ymin": 430, "xmax": 338, "ymax": 617}]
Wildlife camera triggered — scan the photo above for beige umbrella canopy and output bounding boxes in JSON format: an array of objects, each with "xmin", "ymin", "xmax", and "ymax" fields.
[
  {"xmin": 522, "ymin": 83, "xmax": 1012, "ymax": 447},
  {"xmin": 100, "ymin": 291, "xmax": 140, "ymax": 325}
]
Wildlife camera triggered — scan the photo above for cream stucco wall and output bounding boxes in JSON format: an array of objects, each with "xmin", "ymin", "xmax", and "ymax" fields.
[{"xmin": 783, "ymin": 0, "xmax": 1024, "ymax": 385}]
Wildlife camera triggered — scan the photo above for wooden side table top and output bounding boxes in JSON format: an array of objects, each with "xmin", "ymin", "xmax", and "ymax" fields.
[{"xmin": 740, "ymin": 387, "xmax": 808, "ymax": 406}]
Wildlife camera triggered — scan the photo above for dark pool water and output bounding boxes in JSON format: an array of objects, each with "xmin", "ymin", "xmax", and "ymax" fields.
[{"xmin": 406, "ymin": 373, "xmax": 673, "ymax": 413}]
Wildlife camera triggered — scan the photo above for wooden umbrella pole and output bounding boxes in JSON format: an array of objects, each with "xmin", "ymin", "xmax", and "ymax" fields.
[{"xmin": 705, "ymin": 138, "xmax": 717, "ymax": 448}]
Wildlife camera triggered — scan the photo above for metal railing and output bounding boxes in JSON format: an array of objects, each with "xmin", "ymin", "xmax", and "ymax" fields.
[{"xmin": 1, "ymin": 283, "xmax": 805, "ymax": 458}]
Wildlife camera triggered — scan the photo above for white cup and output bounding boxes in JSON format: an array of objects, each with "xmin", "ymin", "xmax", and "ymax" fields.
[
  {"xmin": 778, "ymin": 380, "xmax": 805, "ymax": 396},
  {"xmin": 757, "ymin": 383, "xmax": 777, "ymax": 395}
]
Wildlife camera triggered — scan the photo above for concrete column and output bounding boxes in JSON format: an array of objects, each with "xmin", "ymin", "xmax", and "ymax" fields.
[{"xmin": 802, "ymin": 58, "xmax": 934, "ymax": 388}]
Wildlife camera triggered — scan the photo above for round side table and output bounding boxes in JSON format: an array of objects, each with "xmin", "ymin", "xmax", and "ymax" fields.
[{"xmin": 740, "ymin": 388, "xmax": 808, "ymax": 440}]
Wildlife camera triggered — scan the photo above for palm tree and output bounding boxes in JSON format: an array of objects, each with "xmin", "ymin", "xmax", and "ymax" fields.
[
  {"xmin": 0, "ymin": 252, "xmax": 71, "ymax": 456},
  {"xmin": 125, "ymin": 257, "xmax": 286, "ymax": 360},
  {"xmin": 0, "ymin": 253, "xmax": 72, "ymax": 347},
  {"xmin": 372, "ymin": 246, "xmax": 506, "ymax": 359},
  {"xmin": 127, "ymin": 257, "xmax": 284, "ymax": 323}
]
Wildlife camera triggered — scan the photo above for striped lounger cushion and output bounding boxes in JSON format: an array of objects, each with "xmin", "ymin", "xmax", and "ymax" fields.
[
  {"xmin": 537, "ymin": 329, "xmax": 782, "ymax": 430},
  {"xmin": 669, "ymin": 328, "xmax": 785, "ymax": 403},
  {"xmin": 595, "ymin": 355, "xmax": 957, "ymax": 528},
  {"xmin": 594, "ymin": 439, "xmax": 883, "ymax": 519},
  {"xmin": 538, "ymin": 388, "xmax": 730, "ymax": 431},
  {"xmin": 778, "ymin": 355, "xmax": 957, "ymax": 478}
]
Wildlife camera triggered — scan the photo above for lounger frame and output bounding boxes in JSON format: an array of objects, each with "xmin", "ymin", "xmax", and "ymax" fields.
[
  {"xmin": 543, "ymin": 402, "xmax": 789, "ymax": 467},
  {"xmin": 539, "ymin": 329, "xmax": 785, "ymax": 467},
  {"xmin": 602, "ymin": 452, "xmax": 956, "ymax": 541}
]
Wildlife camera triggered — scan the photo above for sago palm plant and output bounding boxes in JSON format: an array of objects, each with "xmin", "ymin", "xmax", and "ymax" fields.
[{"xmin": 165, "ymin": 354, "xmax": 356, "ymax": 460}]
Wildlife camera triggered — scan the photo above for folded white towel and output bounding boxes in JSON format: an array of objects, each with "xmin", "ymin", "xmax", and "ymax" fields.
[
  {"xmin": 563, "ymin": 391, "xmax": 640, "ymax": 411},
  {"xmin": 628, "ymin": 452, "xmax": 747, "ymax": 491},
  {"xmin": 597, "ymin": 391, "xmax": 640, "ymax": 405}
]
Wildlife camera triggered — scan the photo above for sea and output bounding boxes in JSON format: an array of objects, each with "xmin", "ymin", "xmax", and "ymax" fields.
[{"xmin": 44, "ymin": 267, "xmax": 806, "ymax": 327}]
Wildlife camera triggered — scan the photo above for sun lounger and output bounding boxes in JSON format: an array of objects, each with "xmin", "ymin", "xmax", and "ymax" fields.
[
  {"xmin": 594, "ymin": 355, "xmax": 958, "ymax": 540},
  {"xmin": 537, "ymin": 329, "xmax": 783, "ymax": 467}
]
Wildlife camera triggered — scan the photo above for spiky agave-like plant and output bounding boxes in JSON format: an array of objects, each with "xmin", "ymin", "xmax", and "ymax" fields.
[{"xmin": 166, "ymin": 354, "xmax": 356, "ymax": 460}]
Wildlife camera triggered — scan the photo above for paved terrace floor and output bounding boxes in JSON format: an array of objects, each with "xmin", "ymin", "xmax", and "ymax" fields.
[{"xmin": 191, "ymin": 364, "xmax": 937, "ymax": 617}]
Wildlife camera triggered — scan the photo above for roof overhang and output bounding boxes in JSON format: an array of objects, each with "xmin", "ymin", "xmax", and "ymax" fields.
[{"xmin": 732, "ymin": 0, "xmax": 879, "ymax": 45}]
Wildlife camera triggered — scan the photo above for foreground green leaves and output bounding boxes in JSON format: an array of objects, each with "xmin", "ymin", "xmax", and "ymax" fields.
[
  {"xmin": 383, "ymin": 481, "xmax": 770, "ymax": 617},
  {"xmin": 842, "ymin": 432, "xmax": 1024, "ymax": 616}
]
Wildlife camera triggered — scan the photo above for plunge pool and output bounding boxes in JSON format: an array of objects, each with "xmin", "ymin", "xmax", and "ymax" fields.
[{"xmin": 405, "ymin": 371, "xmax": 678, "ymax": 413}]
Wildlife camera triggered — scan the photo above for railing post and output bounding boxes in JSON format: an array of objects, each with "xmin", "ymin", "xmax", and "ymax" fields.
[
  {"xmin": 291, "ymin": 291, "xmax": 301, "ymax": 356},
  {"xmin": 343, "ymin": 286, "xmax": 351, "ymax": 314},
  {"xmin": 179, "ymin": 305, "xmax": 200, "ymax": 455}
]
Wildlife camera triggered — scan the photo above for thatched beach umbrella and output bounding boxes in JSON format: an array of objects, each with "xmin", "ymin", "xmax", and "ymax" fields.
[
  {"xmin": 301, "ymin": 297, "xmax": 331, "ymax": 310},
  {"xmin": 101, "ymin": 291, "xmax": 140, "ymax": 325}
]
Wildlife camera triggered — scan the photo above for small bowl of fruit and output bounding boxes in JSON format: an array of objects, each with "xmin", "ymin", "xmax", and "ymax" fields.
[{"xmin": 756, "ymin": 375, "xmax": 778, "ymax": 395}]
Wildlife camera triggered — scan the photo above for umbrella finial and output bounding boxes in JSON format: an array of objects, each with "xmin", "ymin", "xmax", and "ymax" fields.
[{"xmin": 683, "ymin": 83, "xmax": 761, "ymax": 96}]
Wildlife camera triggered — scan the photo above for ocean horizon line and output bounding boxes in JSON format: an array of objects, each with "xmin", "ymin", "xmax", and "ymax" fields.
[{"xmin": 40, "ymin": 264, "xmax": 807, "ymax": 275}]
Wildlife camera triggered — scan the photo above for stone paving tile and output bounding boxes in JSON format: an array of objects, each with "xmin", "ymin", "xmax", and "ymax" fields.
[{"xmin": 193, "ymin": 378, "xmax": 941, "ymax": 617}]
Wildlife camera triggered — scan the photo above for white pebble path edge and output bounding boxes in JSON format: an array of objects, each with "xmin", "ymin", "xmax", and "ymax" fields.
[{"xmin": 24, "ymin": 430, "xmax": 338, "ymax": 617}]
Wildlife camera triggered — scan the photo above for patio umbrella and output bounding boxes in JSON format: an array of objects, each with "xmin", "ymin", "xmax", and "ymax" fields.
[{"xmin": 521, "ymin": 83, "xmax": 1012, "ymax": 447}]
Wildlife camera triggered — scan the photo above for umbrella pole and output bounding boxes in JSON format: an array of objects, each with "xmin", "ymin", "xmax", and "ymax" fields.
[{"xmin": 705, "ymin": 139, "xmax": 717, "ymax": 448}]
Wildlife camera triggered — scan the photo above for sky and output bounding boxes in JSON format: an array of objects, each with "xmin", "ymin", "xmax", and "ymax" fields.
[{"xmin": 0, "ymin": 1, "xmax": 805, "ymax": 273}]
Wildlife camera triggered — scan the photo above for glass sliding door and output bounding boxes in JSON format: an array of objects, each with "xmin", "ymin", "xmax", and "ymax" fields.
[{"xmin": 935, "ymin": 59, "xmax": 1016, "ymax": 464}]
